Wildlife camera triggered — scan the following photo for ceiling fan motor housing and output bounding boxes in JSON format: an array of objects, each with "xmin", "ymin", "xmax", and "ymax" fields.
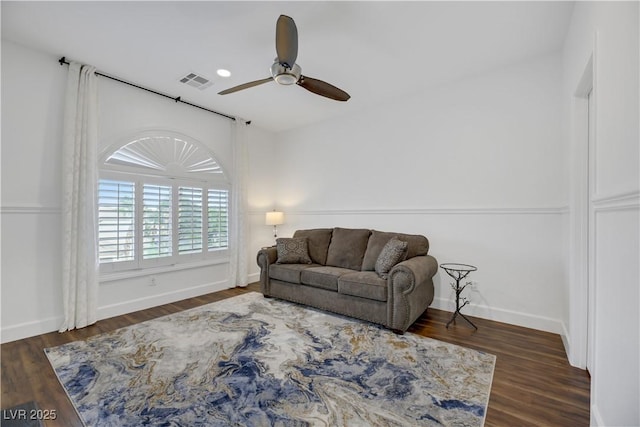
[{"xmin": 271, "ymin": 62, "xmax": 301, "ymax": 85}]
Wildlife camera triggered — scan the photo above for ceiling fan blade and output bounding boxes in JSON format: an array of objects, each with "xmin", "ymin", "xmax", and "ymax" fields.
[
  {"xmin": 276, "ymin": 15, "xmax": 298, "ymax": 68},
  {"xmin": 218, "ymin": 77, "xmax": 273, "ymax": 95},
  {"xmin": 297, "ymin": 76, "xmax": 351, "ymax": 101}
]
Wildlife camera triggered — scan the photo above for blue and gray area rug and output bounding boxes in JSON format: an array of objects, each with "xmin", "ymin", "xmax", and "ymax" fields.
[{"xmin": 45, "ymin": 292, "xmax": 495, "ymax": 426}]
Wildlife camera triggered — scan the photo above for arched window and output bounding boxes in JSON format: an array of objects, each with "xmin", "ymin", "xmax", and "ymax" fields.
[{"xmin": 98, "ymin": 131, "xmax": 229, "ymax": 273}]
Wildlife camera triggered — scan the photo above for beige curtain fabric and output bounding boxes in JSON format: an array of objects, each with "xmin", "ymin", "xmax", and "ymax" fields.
[
  {"xmin": 228, "ymin": 119, "xmax": 250, "ymax": 288},
  {"xmin": 60, "ymin": 62, "xmax": 99, "ymax": 332}
]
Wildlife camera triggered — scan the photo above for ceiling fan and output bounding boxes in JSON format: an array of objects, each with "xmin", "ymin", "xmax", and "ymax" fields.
[{"xmin": 218, "ymin": 15, "xmax": 350, "ymax": 102}]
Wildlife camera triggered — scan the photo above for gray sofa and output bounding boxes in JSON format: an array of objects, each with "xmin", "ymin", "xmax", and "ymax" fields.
[{"xmin": 256, "ymin": 227, "xmax": 438, "ymax": 333}]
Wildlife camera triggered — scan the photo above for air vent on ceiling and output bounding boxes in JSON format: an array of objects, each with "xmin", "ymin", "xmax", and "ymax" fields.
[{"xmin": 179, "ymin": 72, "xmax": 213, "ymax": 90}]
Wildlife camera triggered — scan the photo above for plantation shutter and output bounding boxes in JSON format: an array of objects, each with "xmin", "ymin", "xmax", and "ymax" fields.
[
  {"xmin": 208, "ymin": 189, "xmax": 229, "ymax": 250},
  {"xmin": 142, "ymin": 184, "xmax": 172, "ymax": 259},
  {"xmin": 98, "ymin": 179, "xmax": 135, "ymax": 262},
  {"xmin": 178, "ymin": 186, "xmax": 203, "ymax": 254},
  {"xmin": 99, "ymin": 132, "xmax": 230, "ymax": 272}
]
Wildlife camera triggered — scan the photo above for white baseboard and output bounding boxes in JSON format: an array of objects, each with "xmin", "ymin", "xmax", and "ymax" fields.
[
  {"xmin": 591, "ymin": 403, "xmax": 604, "ymax": 427},
  {"xmin": 97, "ymin": 280, "xmax": 231, "ymax": 321},
  {"xmin": 560, "ymin": 322, "xmax": 573, "ymax": 366},
  {"xmin": 559, "ymin": 321, "xmax": 590, "ymax": 370},
  {"xmin": 431, "ymin": 297, "xmax": 563, "ymax": 334},
  {"xmin": 1, "ymin": 316, "xmax": 64, "ymax": 344},
  {"xmin": 3, "ymin": 281, "xmax": 564, "ymax": 344},
  {"xmin": 1, "ymin": 280, "xmax": 233, "ymax": 344}
]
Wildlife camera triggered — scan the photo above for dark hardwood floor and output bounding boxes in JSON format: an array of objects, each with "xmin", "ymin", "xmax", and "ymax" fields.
[{"xmin": 1, "ymin": 283, "xmax": 590, "ymax": 426}]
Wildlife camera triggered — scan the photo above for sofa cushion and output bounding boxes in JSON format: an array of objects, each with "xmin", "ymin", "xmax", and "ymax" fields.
[
  {"xmin": 362, "ymin": 230, "xmax": 430, "ymax": 271},
  {"xmin": 325, "ymin": 228, "xmax": 371, "ymax": 270},
  {"xmin": 276, "ymin": 237, "xmax": 312, "ymax": 264},
  {"xmin": 269, "ymin": 263, "xmax": 318, "ymax": 283},
  {"xmin": 301, "ymin": 266, "xmax": 354, "ymax": 291},
  {"xmin": 338, "ymin": 271, "xmax": 387, "ymax": 302},
  {"xmin": 293, "ymin": 228, "xmax": 333, "ymax": 265},
  {"xmin": 375, "ymin": 237, "xmax": 408, "ymax": 279}
]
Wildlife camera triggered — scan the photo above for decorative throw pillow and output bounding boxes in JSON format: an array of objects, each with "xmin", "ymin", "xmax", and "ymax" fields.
[
  {"xmin": 375, "ymin": 237, "xmax": 408, "ymax": 279},
  {"xmin": 276, "ymin": 237, "xmax": 313, "ymax": 264}
]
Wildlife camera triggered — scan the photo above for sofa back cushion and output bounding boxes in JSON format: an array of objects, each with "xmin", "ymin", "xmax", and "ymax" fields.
[
  {"xmin": 325, "ymin": 227, "xmax": 372, "ymax": 270},
  {"xmin": 361, "ymin": 230, "xmax": 430, "ymax": 271},
  {"xmin": 293, "ymin": 228, "xmax": 333, "ymax": 265}
]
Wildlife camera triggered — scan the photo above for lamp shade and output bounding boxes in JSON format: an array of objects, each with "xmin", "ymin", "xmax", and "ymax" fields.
[{"xmin": 265, "ymin": 211, "xmax": 284, "ymax": 226}]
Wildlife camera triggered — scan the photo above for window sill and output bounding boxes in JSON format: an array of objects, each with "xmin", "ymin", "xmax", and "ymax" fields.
[{"xmin": 99, "ymin": 257, "xmax": 230, "ymax": 284}]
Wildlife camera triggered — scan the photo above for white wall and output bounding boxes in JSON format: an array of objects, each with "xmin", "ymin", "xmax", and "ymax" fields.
[
  {"xmin": 562, "ymin": 2, "xmax": 639, "ymax": 426},
  {"xmin": 1, "ymin": 41, "xmax": 67, "ymax": 341},
  {"xmin": 272, "ymin": 53, "xmax": 567, "ymax": 334},
  {"xmin": 1, "ymin": 40, "xmax": 278, "ymax": 342},
  {"xmin": 247, "ymin": 124, "xmax": 279, "ymax": 280}
]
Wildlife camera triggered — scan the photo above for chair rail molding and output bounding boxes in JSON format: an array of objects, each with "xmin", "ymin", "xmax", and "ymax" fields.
[
  {"xmin": 249, "ymin": 206, "xmax": 569, "ymax": 216},
  {"xmin": 0, "ymin": 204, "xmax": 62, "ymax": 214},
  {"xmin": 592, "ymin": 190, "xmax": 640, "ymax": 212}
]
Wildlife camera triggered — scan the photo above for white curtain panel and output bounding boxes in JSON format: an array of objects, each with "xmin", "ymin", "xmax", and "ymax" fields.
[
  {"xmin": 60, "ymin": 62, "xmax": 99, "ymax": 332},
  {"xmin": 229, "ymin": 119, "xmax": 250, "ymax": 288}
]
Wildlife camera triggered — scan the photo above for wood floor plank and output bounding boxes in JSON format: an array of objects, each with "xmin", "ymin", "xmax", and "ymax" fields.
[{"xmin": 1, "ymin": 283, "xmax": 590, "ymax": 426}]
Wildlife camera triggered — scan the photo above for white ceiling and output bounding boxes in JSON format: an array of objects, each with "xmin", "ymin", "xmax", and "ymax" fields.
[{"xmin": 2, "ymin": 1, "xmax": 574, "ymax": 132}]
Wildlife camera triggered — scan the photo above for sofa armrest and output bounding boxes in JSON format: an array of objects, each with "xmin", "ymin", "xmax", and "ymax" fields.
[
  {"xmin": 257, "ymin": 246, "xmax": 277, "ymax": 266},
  {"xmin": 387, "ymin": 255, "xmax": 438, "ymax": 331},
  {"xmin": 257, "ymin": 247, "xmax": 278, "ymax": 295}
]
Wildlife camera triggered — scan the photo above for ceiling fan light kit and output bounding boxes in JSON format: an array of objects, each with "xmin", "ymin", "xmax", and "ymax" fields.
[
  {"xmin": 218, "ymin": 15, "xmax": 350, "ymax": 102},
  {"xmin": 271, "ymin": 62, "xmax": 301, "ymax": 85}
]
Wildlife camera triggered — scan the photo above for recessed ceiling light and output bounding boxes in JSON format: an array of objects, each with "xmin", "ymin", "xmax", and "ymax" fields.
[{"xmin": 217, "ymin": 69, "xmax": 231, "ymax": 78}]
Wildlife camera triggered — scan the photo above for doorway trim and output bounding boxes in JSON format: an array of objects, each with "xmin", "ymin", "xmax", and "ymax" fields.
[{"xmin": 568, "ymin": 34, "xmax": 598, "ymax": 371}]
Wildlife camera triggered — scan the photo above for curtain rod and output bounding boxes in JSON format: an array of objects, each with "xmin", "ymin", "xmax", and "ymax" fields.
[{"xmin": 58, "ymin": 57, "xmax": 250, "ymax": 125}]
